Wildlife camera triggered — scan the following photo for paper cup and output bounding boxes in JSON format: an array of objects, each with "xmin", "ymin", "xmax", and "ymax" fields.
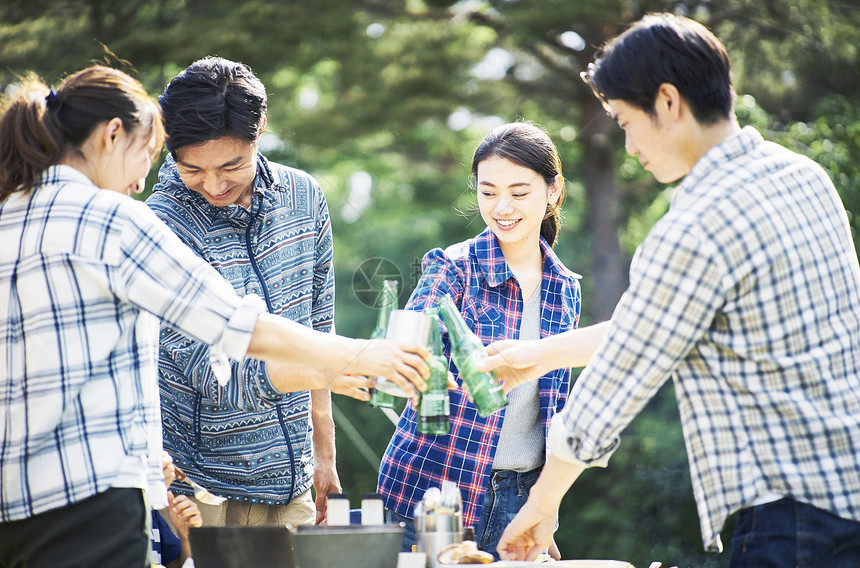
[{"xmin": 375, "ymin": 310, "xmax": 433, "ymax": 397}]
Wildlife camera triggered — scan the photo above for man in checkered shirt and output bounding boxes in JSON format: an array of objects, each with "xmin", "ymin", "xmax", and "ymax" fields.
[{"xmin": 488, "ymin": 13, "xmax": 860, "ymax": 567}]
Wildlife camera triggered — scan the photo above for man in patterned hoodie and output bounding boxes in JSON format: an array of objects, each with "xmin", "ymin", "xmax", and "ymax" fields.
[{"xmin": 147, "ymin": 57, "xmax": 344, "ymax": 528}]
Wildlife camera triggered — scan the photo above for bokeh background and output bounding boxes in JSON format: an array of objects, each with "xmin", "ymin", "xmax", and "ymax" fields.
[{"xmin": 3, "ymin": 1, "xmax": 859, "ymax": 565}]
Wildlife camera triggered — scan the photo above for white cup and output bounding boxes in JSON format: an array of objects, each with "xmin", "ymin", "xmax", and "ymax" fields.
[
  {"xmin": 375, "ymin": 310, "xmax": 433, "ymax": 397},
  {"xmin": 396, "ymin": 552, "xmax": 427, "ymax": 568}
]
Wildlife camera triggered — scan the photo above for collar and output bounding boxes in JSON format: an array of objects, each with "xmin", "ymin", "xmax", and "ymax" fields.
[
  {"xmin": 39, "ymin": 164, "xmax": 97, "ymax": 188},
  {"xmin": 471, "ymin": 227, "xmax": 580, "ymax": 288},
  {"xmin": 677, "ymin": 126, "xmax": 763, "ymax": 198}
]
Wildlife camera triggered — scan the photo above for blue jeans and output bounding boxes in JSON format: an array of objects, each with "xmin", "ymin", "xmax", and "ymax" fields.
[
  {"xmin": 474, "ymin": 467, "xmax": 541, "ymax": 560},
  {"xmin": 387, "ymin": 467, "xmax": 541, "ymax": 560},
  {"xmin": 388, "ymin": 509, "xmax": 419, "ymax": 553},
  {"xmin": 729, "ymin": 498, "xmax": 860, "ymax": 568}
]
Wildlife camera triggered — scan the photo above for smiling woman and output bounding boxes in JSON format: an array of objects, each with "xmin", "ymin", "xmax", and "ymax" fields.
[{"xmin": 378, "ymin": 121, "xmax": 582, "ymax": 561}]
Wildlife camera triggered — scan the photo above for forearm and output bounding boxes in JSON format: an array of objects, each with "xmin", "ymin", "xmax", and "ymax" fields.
[
  {"xmin": 267, "ymin": 362, "xmax": 329, "ymax": 393},
  {"xmin": 552, "ymin": 320, "xmax": 611, "ymax": 369},
  {"xmin": 311, "ymin": 389, "xmax": 336, "ymax": 465},
  {"xmin": 247, "ymin": 313, "xmax": 363, "ymax": 370},
  {"xmin": 529, "ymin": 455, "xmax": 585, "ymax": 509}
]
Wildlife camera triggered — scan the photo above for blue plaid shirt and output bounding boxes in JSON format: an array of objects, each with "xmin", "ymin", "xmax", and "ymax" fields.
[
  {"xmin": 549, "ymin": 127, "xmax": 860, "ymax": 551},
  {"xmin": 378, "ymin": 228, "xmax": 581, "ymax": 528},
  {"xmin": 0, "ymin": 166, "xmax": 263, "ymax": 522}
]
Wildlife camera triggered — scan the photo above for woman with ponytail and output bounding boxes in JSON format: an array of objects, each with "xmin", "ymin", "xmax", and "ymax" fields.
[
  {"xmin": 0, "ymin": 66, "xmax": 427, "ymax": 567},
  {"xmin": 378, "ymin": 121, "xmax": 582, "ymax": 560}
]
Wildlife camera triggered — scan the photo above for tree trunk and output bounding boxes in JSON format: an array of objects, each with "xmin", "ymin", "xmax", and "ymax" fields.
[{"xmin": 581, "ymin": 95, "xmax": 628, "ymax": 321}]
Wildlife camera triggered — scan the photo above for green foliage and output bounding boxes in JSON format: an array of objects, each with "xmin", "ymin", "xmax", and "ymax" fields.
[
  {"xmin": 712, "ymin": 0, "xmax": 860, "ymax": 122},
  {"xmin": 772, "ymin": 96, "xmax": 860, "ymax": 247},
  {"xmin": 3, "ymin": 2, "xmax": 860, "ymax": 566}
]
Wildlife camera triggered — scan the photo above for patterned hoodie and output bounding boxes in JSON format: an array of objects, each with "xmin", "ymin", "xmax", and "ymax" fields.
[{"xmin": 146, "ymin": 153, "xmax": 334, "ymax": 505}]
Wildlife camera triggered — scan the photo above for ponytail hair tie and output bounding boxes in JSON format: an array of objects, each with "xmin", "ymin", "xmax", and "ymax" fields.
[{"xmin": 45, "ymin": 89, "xmax": 59, "ymax": 110}]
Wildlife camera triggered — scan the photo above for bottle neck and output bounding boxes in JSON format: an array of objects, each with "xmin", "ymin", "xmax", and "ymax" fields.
[
  {"xmin": 437, "ymin": 296, "xmax": 472, "ymax": 340},
  {"xmin": 426, "ymin": 313, "xmax": 444, "ymax": 356},
  {"xmin": 375, "ymin": 283, "xmax": 398, "ymax": 329}
]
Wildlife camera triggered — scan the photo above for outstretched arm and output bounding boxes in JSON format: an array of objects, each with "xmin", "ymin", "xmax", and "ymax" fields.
[
  {"xmin": 479, "ymin": 321, "xmax": 610, "ymax": 392},
  {"xmin": 247, "ymin": 313, "xmax": 429, "ymax": 397}
]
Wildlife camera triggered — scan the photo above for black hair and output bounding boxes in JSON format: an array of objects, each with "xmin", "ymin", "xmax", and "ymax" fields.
[
  {"xmin": 471, "ymin": 121, "xmax": 565, "ymax": 246},
  {"xmin": 584, "ymin": 13, "xmax": 736, "ymax": 124},
  {"xmin": 0, "ymin": 66, "xmax": 163, "ymax": 200},
  {"xmin": 159, "ymin": 56, "xmax": 267, "ymax": 154}
]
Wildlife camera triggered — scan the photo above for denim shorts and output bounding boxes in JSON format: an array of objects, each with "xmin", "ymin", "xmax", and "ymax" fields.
[
  {"xmin": 729, "ymin": 497, "xmax": 860, "ymax": 568},
  {"xmin": 387, "ymin": 466, "xmax": 542, "ymax": 559}
]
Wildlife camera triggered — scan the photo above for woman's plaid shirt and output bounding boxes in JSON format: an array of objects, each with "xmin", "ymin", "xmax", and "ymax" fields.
[
  {"xmin": 379, "ymin": 228, "xmax": 581, "ymax": 528},
  {"xmin": 0, "ymin": 166, "xmax": 262, "ymax": 521}
]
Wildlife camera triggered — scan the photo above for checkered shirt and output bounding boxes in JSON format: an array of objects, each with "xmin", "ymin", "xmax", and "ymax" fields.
[
  {"xmin": 379, "ymin": 228, "xmax": 581, "ymax": 528},
  {"xmin": 549, "ymin": 127, "xmax": 860, "ymax": 551},
  {"xmin": 0, "ymin": 166, "xmax": 262, "ymax": 521}
]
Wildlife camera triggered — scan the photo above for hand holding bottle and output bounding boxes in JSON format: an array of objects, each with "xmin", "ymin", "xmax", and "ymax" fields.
[
  {"xmin": 347, "ymin": 339, "xmax": 429, "ymax": 398},
  {"xmin": 437, "ymin": 294, "xmax": 507, "ymax": 417}
]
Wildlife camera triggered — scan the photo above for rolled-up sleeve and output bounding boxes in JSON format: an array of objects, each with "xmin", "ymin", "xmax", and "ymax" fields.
[
  {"xmin": 112, "ymin": 201, "xmax": 266, "ymax": 381},
  {"xmin": 209, "ymin": 293, "xmax": 267, "ymax": 385},
  {"xmin": 548, "ymin": 413, "xmax": 619, "ymax": 467}
]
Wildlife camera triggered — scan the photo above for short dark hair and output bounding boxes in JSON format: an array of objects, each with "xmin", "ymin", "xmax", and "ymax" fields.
[
  {"xmin": 159, "ymin": 57, "xmax": 267, "ymax": 154},
  {"xmin": 583, "ymin": 13, "xmax": 736, "ymax": 124},
  {"xmin": 471, "ymin": 121, "xmax": 565, "ymax": 247}
]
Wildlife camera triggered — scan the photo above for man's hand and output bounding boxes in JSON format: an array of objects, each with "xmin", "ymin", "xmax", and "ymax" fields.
[
  {"xmin": 311, "ymin": 389, "xmax": 341, "ymax": 525},
  {"xmin": 497, "ymin": 456, "xmax": 585, "ymax": 560},
  {"xmin": 496, "ymin": 498, "xmax": 558, "ymax": 561},
  {"xmin": 312, "ymin": 459, "xmax": 341, "ymax": 525}
]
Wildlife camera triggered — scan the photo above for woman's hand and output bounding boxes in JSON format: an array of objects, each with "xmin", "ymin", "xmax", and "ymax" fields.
[
  {"xmin": 478, "ymin": 339, "xmax": 548, "ymax": 393},
  {"xmin": 344, "ymin": 339, "xmax": 429, "ymax": 398}
]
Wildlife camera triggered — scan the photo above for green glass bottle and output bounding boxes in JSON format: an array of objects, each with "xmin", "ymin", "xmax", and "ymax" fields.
[
  {"xmin": 369, "ymin": 280, "xmax": 398, "ymax": 409},
  {"xmin": 436, "ymin": 294, "xmax": 508, "ymax": 417},
  {"xmin": 417, "ymin": 308, "xmax": 450, "ymax": 435}
]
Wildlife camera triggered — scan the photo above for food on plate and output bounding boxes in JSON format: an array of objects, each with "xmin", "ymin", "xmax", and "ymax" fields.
[{"xmin": 437, "ymin": 540, "xmax": 494, "ymax": 564}]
